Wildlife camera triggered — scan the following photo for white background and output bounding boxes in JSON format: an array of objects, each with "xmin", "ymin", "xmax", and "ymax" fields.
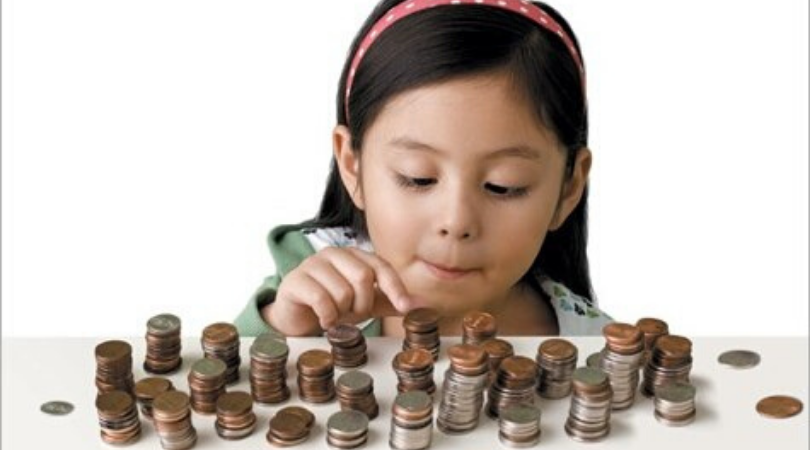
[{"xmin": 2, "ymin": 0, "xmax": 808, "ymax": 337}]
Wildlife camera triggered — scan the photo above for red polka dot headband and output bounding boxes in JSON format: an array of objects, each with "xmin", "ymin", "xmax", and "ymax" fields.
[{"xmin": 345, "ymin": 0, "xmax": 586, "ymax": 121}]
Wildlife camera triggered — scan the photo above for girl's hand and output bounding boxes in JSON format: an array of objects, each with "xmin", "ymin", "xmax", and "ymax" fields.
[{"xmin": 262, "ymin": 247, "xmax": 414, "ymax": 336}]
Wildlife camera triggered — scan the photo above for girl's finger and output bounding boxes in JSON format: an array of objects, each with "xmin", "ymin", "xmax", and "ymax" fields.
[
  {"xmin": 303, "ymin": 255, "xmax": 357, "ymax": 317},
  {"xmin": 292, "ymin": 272, "xmax": 341, "ymax": 330},
  {"xmin": 347, "ymin": 248, "xmax": 412, "ymax": 313},
  {"xmin": 320, "ymin": 248, "xmax": 376, "ymax": 318}
]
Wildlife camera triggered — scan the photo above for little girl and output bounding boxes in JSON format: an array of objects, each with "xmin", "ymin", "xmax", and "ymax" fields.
[{"xmin": 236, "ymin": 0, "xmax": 613, "ymax": 337}]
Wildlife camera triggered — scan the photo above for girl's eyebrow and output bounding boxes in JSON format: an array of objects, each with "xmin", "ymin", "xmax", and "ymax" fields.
[{"xmin": 388, "ymin": 136, "xmax": 543, "ymax": 161}]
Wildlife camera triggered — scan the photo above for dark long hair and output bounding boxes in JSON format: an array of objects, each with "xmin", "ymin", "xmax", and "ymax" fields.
[{"xmin": 299, "ymin": 0, "xmax": 596, "ymax": 304}]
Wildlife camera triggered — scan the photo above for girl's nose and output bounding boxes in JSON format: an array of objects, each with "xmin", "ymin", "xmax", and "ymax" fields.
[{"xmin": 437, "ymin": 186, "xmax": 479, "ymax": 241}]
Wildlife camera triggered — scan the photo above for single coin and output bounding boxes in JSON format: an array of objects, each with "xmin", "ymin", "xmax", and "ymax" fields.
[
  {"xmin": 447, "ymin": 343, "xmax": 488, "ymax": 368},
  {"xmin": 277, "ymin": 406, "xmax": 315, "ymax": 430},
  {"xmin": 404, "ymin": 308, "xmax": 440, "ymax": 330},
  {"xmin": 635, "ymin": 317, "xmax": 669, "ymax": 335},
  {"xmin": 191, "ymin": 358, "xmax": 227, "ymax": 378},
  {"xmin": 538, "ymin": 338, "xmax": 577, "ymax": 360},
  {"xmin": 152, "ymin": 390, "xmax": 190, "ymax": 415},
  {"xmin": 717, "ymin": 350, "xmax": 760, "ymax": 369},
  {"xmin": 337, "ymin": 370, "xmax": 373, "ymax": 392},
  {"xmin": 655, "ymin": 335, "xmax": 693, "ymax": 356},
  {"xmin": 500, "ymin": 403, "xmax": 541, "ymax": 424},
  {"xmin": 134, "ymin": 377, "xmax": 173, "ymax": 399},
  {"xmin": 499, "ymin": 356, "xmax": 538, "ymax": 380},
  {"xmin": 216, "ymin": 391, "xmax": 253, "ymax": 416},
  {"xmin": 95, "ymin": 340, "xmax": 132, "ymax": 361},
  {"xmin": 251, "ymin": 338, "xmax": 289, "ymax": 360},
  {"xmin": 297, "ymin": 349, "xmax": 334, "ymax": 372},
  {"xmin": 95, "ymin": 391, "xmax": 134, "ymax": 415},
  {"xmin": 41, "ymin": 400, "xmax": 74, "ymax": 416},
  {"xmin": 572, "ymin": 367, "xmax": 608, "ymax": 387},
  {"xmin": 202, "ymin": 322, "xmax": 239, "ymax": 343},
  {"xmin": 481, "ymin": 338, "xmax": 514, "ymax": 358},
  {"xmin": 463, "ymin": 311, "xmax": 497, "ymax": 333},
  {"xmin": 270, "ymin": 411, "xmax": 309, "ymax": 439},
  {"xmin": 394, "ymin": 390, "xmax": 432, "ymax": 412},
  {"xmin": 327, "ymin": 324, "xmax": 362, "ymax": 346},
  {"xmin": 393, "ymin": 348, "xmax": 433, "ymax": 371},
  {"xmin": 586, "ymin": 352, "xmax": 601, "ymax": 368},
  {"xmin": 147, "ymin": 313, "xmax": 181, "ymax": 334},
  {"xmin": 655, "ymin": 382, "xmax": 697, "ymax": 403},
  {"xmin": 756, "ymin": 395, "xmax": 804, "ymax": 419},
  {"xmin": 327, "ymin": 409, "xmax": 369, "ymax": 434},
  {"xmin": 602, "ymin": 323, "xmax": 643, "ymax": 342}
]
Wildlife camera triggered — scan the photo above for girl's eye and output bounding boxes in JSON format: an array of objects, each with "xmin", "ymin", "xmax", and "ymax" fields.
[
  {"xmin": 395, "ymin": 175, "xmax": 435, "ymax": 189},
  {"xmin": 485, "ymin": 182, "xmax": 529, "ymax": 199},
  {"xmin": 396, "ymin": 174, "xmax": 529, "ymax": 199}
]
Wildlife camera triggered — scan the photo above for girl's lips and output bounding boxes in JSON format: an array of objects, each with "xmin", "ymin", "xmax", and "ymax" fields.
[{"xmin": 423, "ymin": 260, "xmax": 477, "ymax": 280}]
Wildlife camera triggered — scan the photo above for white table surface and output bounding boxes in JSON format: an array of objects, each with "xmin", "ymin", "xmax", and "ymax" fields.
[{"xmin": 3, "ymin": 336, "xmax": 808, "ymax": 449}]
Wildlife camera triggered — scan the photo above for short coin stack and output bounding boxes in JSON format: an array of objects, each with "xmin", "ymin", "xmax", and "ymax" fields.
[
  {"xmin": 133, "ymin": 377, "xmax": 174, "ymax": 419},
  {"xmin": 437, "ymin": 343, "xmax": 490, "ymax": 434},
  {"xmin": 152, "ymin": 391, "xmax": 197, "ymax": 450},
  {"xmin": 96, "ymin": 391, "xmax": 141, "ymax": 445},
  {"xmin": 641, "ymin": 335, "xmax": 693, "ymax": 398},
  {"xmin": 144, "ymin": 313, "xmax": 183, "ymax": 374},
  {"xmin": 389, "ymin": 390, "xmax": 434, "ymax": 450},
  {"xmin": 336, "ymin": 370, "xmax": 379, "ymax": 419},
  {"xmin": 297, "ymin": 349, "xmax": 336, "ymax": 404},
  {"xmin": 654, "ymin": 381, "xmax": 697, "ymax": 426},
  {"xmin": 598, "ymin": 322, "xmax": 644, "ymax": 410},
  {"xmin": 536, "ymin": 338, "xmax": 578, "ymax": 399},
  {"xmin": 461, "ymin": 311, "xmax": 497, "ymax": 345},
  {"xmin": 327, "ymin": 323, "xmax": 368, "ymax": 369},
  {"xmin": 266, "ymin": 406, "xmax": 315, "ymax": 447},
  {"xmin": 498, "ymin": 404, "xmax": 542, "ymax": 448},
  {"xmin": 635, "ymin": 317, "xmax": 669, "ymax": 367},
  {"xmin": 187, "ymin": 358, "xmax": 227, "ymax": 414},
  {"xmin": 326, "ymin": 410, "xmax": 370, "ymax": 449},
  {"xmin": 215, "ymin": 391, "xmax": 256, "ymax": 440},
  {"xmin": 486, "ymin": 355, "xmax": 538, "ymax": 419},
  {"xmin": 565, "ymin": 367, "xmax": 613, "ymax": 442},
  {"xmin": 481, "ymin": 338, "xmax": 515, "ymax": 387},
  {"xmin": 392, "ymin": 348, "xmax": 436, "ymax": 396},
  {"xmin": 403, "ymin": 308, "xmax": 441, "ymax": 360},
  {"xmin": 95, "ymin": 340, "xmax": 135, "ymax": 396},
  {"xmin": 249, "ymin": 335, "xmax": 291, "ymax": 404},
  {"xmin": 201, "ymin": 322, "xmax": 241, "ymax": 385}
]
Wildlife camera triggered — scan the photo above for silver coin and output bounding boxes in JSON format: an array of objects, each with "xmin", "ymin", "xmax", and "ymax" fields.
[
  {"xmin": 41, "ymin": 400, "xmax": 74, "ymax": 416},
  {"xmin": 190, "ymin": 358, "xmax": 227, "ymax": 377},
  {"xmin": 586, "ymin": 352, "xmax": 601, "ymax": 368},
  {"xmin": 147, "ymin": 313, "xmax": 181, "ymax": 334},
  {"xmin": 655, "ymin": 381, "xmax": 697, "ymax": 403},
  {"xmin": 717, "ymin": 350, "xmax": 760, "ymax": 369}
]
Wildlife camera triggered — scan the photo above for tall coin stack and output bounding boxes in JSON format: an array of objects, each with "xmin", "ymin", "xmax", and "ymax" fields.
[
  {"xmin": 461, "ymin": 311, "xmax": 497, "ymax": 345},
  {"xmin": 327, "ymin": 323, "xmax": 368, "ymax": 369},
  {"xmin": 297, "ymin": 349, "xmax": 336, "ymax": 404},
  {"xmin": 481, "ymin": 338, "xmax": 515, "ymax": 387},
  {"xmin": 249, "ymin": 335, "xmax": 290, "ymax": 404},
  {"xmin": 437, "ymin": 343, "xmax": 490, "ymax": 434},
  {"xmin": 153, "ymin": 391, "xmax": 197, "ymax": 450},
  {"xmin": 201, "ymin": 322, "xmax": 241, "ymax": 385},
  {"xmin": 96, "ymin": 391, "xmax": 141, "ymax": 445},
  {"xmin": 565, "ymin": 367, "xmax": 613, "ymax": 442},
  {"xmin": 336, "ymin": 370, "xmax": 379, "ymax": 419},
  {"xmin": 486, "ymin": 356, "xmax": 538, "ymax": 419},
  {"xmin": 144, "ymin": 313, "xmax": 183, "ymax": 374},
  {"xmin": 641, "ymin": 334, "xmax": 693, "ymax": 398},
  {"xmin": 635, "ymin": 317, "xmax": 669, "ymax": 367},
  {"xmin": 498, "ymin": 404, "xmax": 542, "ymax": 448},
  {"xmin": 598, "ymin": 323, "xmax": 644, "ymax": 410},
  {"xmin": 133, "ymin": 377, "xmax": 174, "ymax": 419},
  {"xmin": 654, "ymin": 381, "xmax": 697, "ymax": 426},
  {"xmin": 95, "ymin": 340, "xmax": 135, "ymax": 396},
  {"xmin": 389, "ymin": 390, "xmax": 434, "ymax": 450},
  {"xmin": 187, "ymin": 358, "xmax": 227, "ymax": 414},
  {"xmin": 392, "ymin": 348, "xmax": 436, "ymax": 396},
  {"xmin": 326, "ymin": 410, "xmax": 369, "ymax": 449},
  {"xmin": 403, "ymin": 308, "xmax": 441, "ymax": 360},
  {"xmin": 215, "ymin": 391, "xmax": 257, "ymax": 440},
  {"xmin": 266, "ymin": 407, "xmax": 314, "ymax": 446},
  {"xmin": 536, "ymin": 338, "xmax": 578, "ymax": 399}
]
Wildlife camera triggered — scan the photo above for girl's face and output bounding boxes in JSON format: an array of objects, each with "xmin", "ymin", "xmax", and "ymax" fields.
[{"xmin": 335, "ymin": 72, "xmax": 590, "ymax": 318}]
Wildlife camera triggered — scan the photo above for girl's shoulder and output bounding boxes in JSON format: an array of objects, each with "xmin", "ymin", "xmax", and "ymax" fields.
[{"xmin": 535, "ymin": 274, "xmax": 613, "ymax": 336}]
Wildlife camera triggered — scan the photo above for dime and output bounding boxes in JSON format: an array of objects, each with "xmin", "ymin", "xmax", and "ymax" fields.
[
  {"xmin": 327, "ymin": 410, "xmax": 369, "ymax": 445},
  {"xmin": 41, "ymin": 400, "xmax": 74, "ymax": 416},
  {"xmin": 390, "ymin": 391, "xmax": 433, "ymax": 450},
  {"xmin": 717, "ymin": 349, "xmax": 761, "ymax": 369},
  {"xmin": 499, "ymin": 404, "xmax": 541, "ymax": 448},
  {"xmin": 586, "ymin": 352, "xmax": 601, "ymax": 369},
  {"xmin": 336, "ymin": 370, "xmax": 379, "ymax": 419},
  {"xmin": 756, "ymin": 395, "xmax": 804, "ymax": 419},
  {"xmin": 654, "ymin": 382, "xmax": 697, "ymax": 427}
]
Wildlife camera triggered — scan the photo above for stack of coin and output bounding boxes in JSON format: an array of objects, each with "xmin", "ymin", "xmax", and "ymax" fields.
[
  {"xmin": 565, "ymin": 367, "xmax": 613, "ymax": 442},
  {"xmin": 403, "ymin": 308, "xmax": 441, "ymax": 360},
  {"xmin": 249, "ymin": 335, "xmax": 290, "ymax": 404},
  {"xmin": 635, "ymin": 317, "xmax": 669, "ymax": 367},
  {"xmin": 327, "ymin": 323, "xmax": 368, "ymax": 369},
  {"xmin": 486, "ymin": 356, "xmax": 538, "ymax": 419},
  {"xmin": 144, "ymin": 313, "xmax": 183, "ymax": 374},
  {"xmin": 96, "ymin": 390, "xmax": 141, "ymax": 445},
  {"xmin": 326, "ymin": 410, "xmax": 369, "ymax": 449},
  {"xmin": 187, "ymin": 358, "xmax": 227, "ymax": 414},
  {"xmin": 437, "ymin": 343, "xmax": 490, "ymax": 434},
  {"xmin": 95, "ymin": 340, "xmax": 135, "ymax": 396},
  {"xmin": 215, "ymin": 391, "xmax": 257, "ymax": 440},
  {"xmin": 336, "ymin": 370, "xmax": 379, "ymax": 419},
  {"xmin": 598, "ymin": 322, "xmax": 644, "ymax": 410},
  {"xmin": 498, "ymin": 404, "xmax": 542, "ymax": 448},
  {"xmin": 153, "ymin": 390, "xmax": 197, "ymax": 450},
  {"xmin": 133, "ymin": 377, "xmax": 174, "ymax": 419},
  {"xmin": 392, "ymin": 348, "xmax": 436, "ymax": 396},
  {"xmin": 201, "ymin": 322, "xmax": 241, "ymax": 385},
  {"xmin": 462, "ymin": 311, "xmax": 497, "ymax": 345},
  {"xmin": 654, "ymin": 381, "xmax": 696, "ymax": 426},
  {"xmin": 297, "ymin": 349, "xmax": 335, "ymax": 404},
  {"xmin": 536, "ymin": 338, "xmax": 578, "ymax": 399},
  {"xmin": 641, "ymin": 334, "xmax": 693, "ymax": 398},
  {"xmin": 266, "ymin": 406, "xmax": 314, "ymax": 446},
  {"xmin": 481, "ymin": 338, "xmax": 515, "ymax": 387},
  {"xmin": 389, "ymin": 390, "xmax": 434, "ymax": 450}
]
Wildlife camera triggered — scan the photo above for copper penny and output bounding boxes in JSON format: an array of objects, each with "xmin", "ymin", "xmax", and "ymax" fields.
[
  {"xmin": 152, "ymin": 391, "xmax": 190, "ymax": 416},
  {"xmin": 297, "ymin": 349, "xmax": 334, "ymax": 374},
  {"xmin": 393, "ymin": 348, "xmax": 434, "ymax": 371},
  {"xmin": 404, "ymin": 308, "xmax": 440, "ymax": 331},
  {"xmin": 655, "ymin": 335, "xmax": 693, "ymax": 357},
  {"xmin": 538, "ymin": 338, "xmax": 577, "ymax": 360},
  {"xmin": 95, "ymin": 391, "xmax": 134, "ymax": 415},
  {"xmin": 134, "ymin": 377, "xmax": 173, "ymax": 399},
  {"xmin": 756, "ymin": 395, "xmax": 804, "ymax": 419},
  {"xmin": 636, "ymin": 317, "xmax": 669, "ymax": 335},
  {"xmin": 481, "ymin": 338, "xmax": 514, "ymax": 359},
  {"xmin": 462, "ymin": 311, "xmax": 497, "ymax": 333},
  {"xmin": 276, "ymin": 406, "xmax": 315, "ymax": 430},
  {"xmin": 499, "ymin": 356, "xmax": 538, "ymax": 380},
  {"xmin": 327, "ymin": 323, "xmax": 362, "ymax": 346},
  {"xmin": 202, "ymin": 322, "xmax": 239, "ymax": 344},
  {"xmin": 448, "ymin": 343, "xmax": 488, "ymax": 368},
  {"xmin": 95, "ymin": 340, "xmax": 132, "ymax": 362},
  {"xmin": 216, "ymin": 391, "xmax": 253, "ymax": 416},
  {"xmin": 269, "ymin": 411, "xmax": 309, "ymax": 439},
  {"xmin": 602, "ymin": 323, "xmax": 643, "ymax": 343}
]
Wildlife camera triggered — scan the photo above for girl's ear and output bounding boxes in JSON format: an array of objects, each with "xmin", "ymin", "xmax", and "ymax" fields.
[
  {"xmin": 333, "ymin": 125, "xmax": 366, "ymax": 210},
  {"xmin": 549, "ymin": 147, "xmax": 592, "ymax": 231}
]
